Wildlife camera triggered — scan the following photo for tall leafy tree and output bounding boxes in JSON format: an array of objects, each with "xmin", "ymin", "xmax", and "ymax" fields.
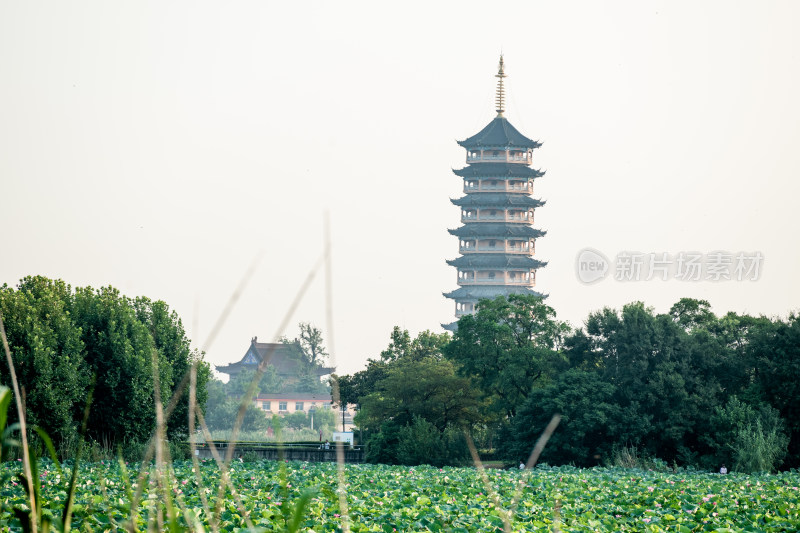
[
  {"xmin": 134, "ymin": 297, "xmax": 210, "ymax": 440},
  {"xmin": 0, "ymin": 276, "xmax": 88, "ymax": 447},
  {"xmin": 355, "ymin": 356, "xmax": 482, "ymax": 433},
  {"xmin": 297, "ymin": 322, "xmax": 328, "ymax": 367},
  {"xmin": 503, "ymin": 369, "xmax": 622, "ymax": 466},
  {"xmin": 444, "ymin": 294, "xmax": 568, "ymax": 418},
  {"xmin": 745, "ymin": 313, "xmax": 800, "ymax": 467},
  {"xmin": 280, "ymin": 323, "xmax": 331, "ymax": 394},
  {"xmin": 342, "ymin": 327, "xmax": 475, "ymax": 466}
]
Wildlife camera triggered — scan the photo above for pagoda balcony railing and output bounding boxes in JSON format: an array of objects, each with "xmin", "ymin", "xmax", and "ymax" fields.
[
  {"xmin": 463, "ymin": 183, "xmax": 534, "ymax": 193},
  {"xmin": 455, "ymin": 308, "xmax": 475, "ymax": 317},
  {"xmin": 460, "ymin": 214, "xmax": 532, "ymax": 223},
  {"xmin": 466, "ymin": 154, "xmax": 532, "ymax": 164},
  {"xmin": 459, "ymin": 245, "xmax": 531, "ymax": 254},
  {"xmin": 457, "ymin": 278, "xmax": 534, "ymax": 287}
]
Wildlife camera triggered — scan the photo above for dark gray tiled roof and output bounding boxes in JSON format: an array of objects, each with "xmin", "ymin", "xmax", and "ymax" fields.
[
  {"xmin": 451, "ymin": 194, "xmax": 544, "ymax": 208},
  {"xmin": 448, "ymin": 224, "xmax": 546, "ymax": 239},
  {"xmin": 216, "ymin": 341, "xmax": 334, "ymax": 376},
  {"xmin": 443, "ymin": 286, "xmax": 543, "ymax": 300},
  {"xmin": 446, "ymin": 254, "xmax": 546, "ymax": 269},
  {"xmin": 453, "ymin": 163, "xmax": 544, "ymax": 179},
  {"xmin": 458, "ymin": 117, "xmax": 541, "ymax": 149}
]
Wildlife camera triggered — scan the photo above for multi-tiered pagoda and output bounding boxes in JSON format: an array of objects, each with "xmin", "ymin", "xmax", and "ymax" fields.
[{"xmin": 444, "ymin": 57, "xmax": 546, "ymax": 329}]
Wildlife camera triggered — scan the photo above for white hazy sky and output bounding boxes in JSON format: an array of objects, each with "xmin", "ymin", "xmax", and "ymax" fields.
[{"xmin": 2, "ymin": 1, "xmax": 799, "ymax": 376}]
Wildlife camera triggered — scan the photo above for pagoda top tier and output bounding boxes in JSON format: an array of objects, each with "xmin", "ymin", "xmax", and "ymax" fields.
[
  {"xmin": 458, "ymin": 116, "xmax": 541, "ymax": 150},
  {"xmin": 458, "ymin": 56, "xmax": 541, "ymax": 151}
]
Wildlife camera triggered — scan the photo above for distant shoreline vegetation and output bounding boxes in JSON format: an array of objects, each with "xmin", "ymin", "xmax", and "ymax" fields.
[{"xmin": 339, "ymin": 295, "xmax": 800, "ymax": 473}]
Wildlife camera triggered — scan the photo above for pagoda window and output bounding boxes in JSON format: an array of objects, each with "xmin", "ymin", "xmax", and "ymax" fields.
[
  {"xmin": 489, "ymin": 240, "xmax": 496, "ymax": 248},
  {"xmin": 490, "ymin": 210, "xmax": 497, "ymax": 216},
  {"xmin": 493, "ymin": 150, "xmax": 499, "ymax": 156},
  {"xmin": 488, "ymin": 272, "xmax": 496, "ymax": 279},
  {"xmin": 510, "ymin": 272, "xmax": 517, "ymax": 279}
]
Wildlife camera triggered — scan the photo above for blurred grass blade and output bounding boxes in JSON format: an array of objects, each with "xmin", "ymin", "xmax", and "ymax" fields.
[
  {"xmin": 288, "ymin": 489, "xmax": 317, "ymax": 533},
  {"xmin": 33, "ymin": 426, "xmax": 62, "ymax": 474},
  {"xmin": 0, "ymin": 386, "xmax": 11, "ymax": 449},
  {"xmin": 0, "ymin": 310, "xmax": 38, "ymax": 533},
  {"xmin": 63, "ymin": 379, "xmax": 94, "ymax": 533}
]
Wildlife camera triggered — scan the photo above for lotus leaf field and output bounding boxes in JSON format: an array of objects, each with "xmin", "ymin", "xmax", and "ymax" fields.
[{"xmin": 1, "ymin": 459, "xmax": 799, "ymax": 531}]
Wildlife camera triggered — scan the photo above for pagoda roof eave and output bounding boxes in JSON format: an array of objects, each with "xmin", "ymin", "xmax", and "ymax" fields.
[
  {"xmin": 450, "ymin": 194, "xmax": 545, "ymax": 208},
  {"xmin": 448, "ymin": 224, "xmax": 547, "ymax": 239},
  {"xmin": 453, "ymin": 164, "xmax": 544, "ymax": 179},
  {"xmin": 457, "ymin": 117, "xmax": 542, "ymax": 149},
  {"xmin": 446, "ymin": 255, "xmax": 546, "ymax": 269},
  {"xmin": 443, "ymin": 286, "xmax": 545, "ymax": 300}
]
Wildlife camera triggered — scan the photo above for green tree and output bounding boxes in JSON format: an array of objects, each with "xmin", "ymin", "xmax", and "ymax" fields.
[
  {"xmin": 297, "ymin": 322, "xmax": 328, "ymax": 367},
  {"xmin": 204, "ymin": 399, "xmax": 269, "ymax": 433},
  {"xmin": 355, "ymin": 356, "xmax": 482, "ymax": 433},
  {"xmin": 378, "ymin": 326, "xmax": 411, "ymax": 362},
  {"xmin": 704, "ymin": 396, "xmax": 788, "ymax": 471},
  {"xmin": 309, "ymin": 406, "xmax": 336, "ymax": 433},
  {"xmin": 744, "ymin": 313, "xmax": 800, "ymax": 467},
  {"xmin": 284, "ymin": 410, "xmax": 309, "ymax": 430},
  {"xmin": 134, "ymin": 297, "xmax": 210, "ymax": 440},
  {"xmin": 280, "ymin": 327, "xmax": 331, "ymax": 394},
  {"xmin": 226, "ymin": 367, "xmax": 284, "ymax": 397},
  {"xmin": 444, "ymin": 294, "xmax": 569, "ymax": 418},
  {"xmin": 352, "ymin": 328, "xmax": 478, "ymax": 466},
  {"xmin": 670, "ymin": 297, "xmax": 716, "ymax": 332},
  {"xmin": 0, "ymin": 277, "xmax": 88, "ymax": 448},
  {"xmin": 396, "ymin": 417, "xmax": 470, "ymax": 467},
  {"xmin": 72, "ymin": 285, "xmax": 168, "ymax": 445},
  {"xmin": 334, "ymin": 360, "xmax": 390, "ymax": 410},
  {"xmin": 502, "ymin": 369, "xmax": 622, "ymax": 466}
]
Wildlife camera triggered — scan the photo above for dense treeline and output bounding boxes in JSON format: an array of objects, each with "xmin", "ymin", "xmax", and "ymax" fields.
[
  {"xmin": 0, "ymin": 276, "xmax": 210, "ymax": 455},
  {"xmin": 340, "ymin": 295, "xmax": 799, "ymax": 472}
]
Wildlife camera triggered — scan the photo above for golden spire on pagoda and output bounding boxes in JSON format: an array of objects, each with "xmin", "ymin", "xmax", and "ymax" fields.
[{"xmin": 495, "ymin": 55, "xmax": 507, "ymax": 117}]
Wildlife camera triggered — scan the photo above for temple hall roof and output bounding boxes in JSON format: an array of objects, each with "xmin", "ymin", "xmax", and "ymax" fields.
[
  {"xmin": 216, "ymin": 338, "xmax": 335, "ymax": 377},
  {"xmin": 458, "ymin": 117, "xmax": 542, "ymax": 149}
]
